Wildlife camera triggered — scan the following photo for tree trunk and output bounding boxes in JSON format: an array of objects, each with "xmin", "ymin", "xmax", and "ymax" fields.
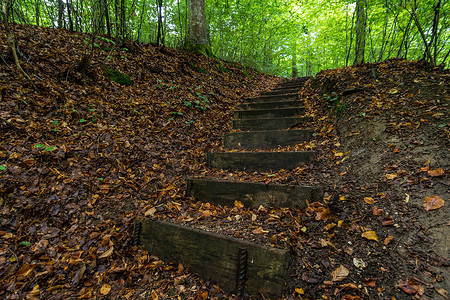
[
  {"xmin": 58, "ymin": 0, "xmax": 64, "ymax": 28},
  {"xmin": 35, "ymin": 0, "xmax": 40, "ymax": 26},
  {"xmin": 185, "ymin": 0, "xmax": 211, "ymax": 55},
  {"xmin": 103, "ymin": 0, "xmax": 111, "ymax": 36},
  {"xmin": 354, "ymin": 0, "xmax": 367, "ymax": 64},
  {"xmin": 67, "ymin": 0, "xmax": 74, "ymax": 31}
]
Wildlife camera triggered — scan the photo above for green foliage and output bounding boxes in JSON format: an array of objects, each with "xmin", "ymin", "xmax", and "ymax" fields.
[
  {"xmin": 103, "ymin": 68, "xmax": 134, "ymax": 86},
  {"xmin": 324, "ymin": 92, "xmax": 345, "ymax": 115},
  {"xmin": 0, "ymin": 165, "xmax": 5, "ymax": 171}
]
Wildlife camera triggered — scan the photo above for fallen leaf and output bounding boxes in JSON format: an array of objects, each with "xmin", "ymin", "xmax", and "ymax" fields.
[
  {"xmin": 423, "ymin": 195, "xmax": 445, "ymax": 211},
  {"xmin": 341, "ymin": 295, "xmax": 361, "ymax": 300},
  {"xmin": 331, "ymin": 265, "xmax": 349, "ymax": 281},
  {"xmin": 382, "ymin": 217, "xmax": 394, "ymax": 226},
  {"xmin": 201, "ymin": 291, "xmax": 208, "ymax": 300},
  {"xmin": 99, "ymin": 246, "xmax": 114, "ymax": 259},
  {"xmin": 384, "ymin": 235, "xmax": 395, "ymax": 245},
  {"xmin": 435, "ymin": 287, "xmax": 449, "ymax": 299},
  {"xmin": 145, "ymin": 207, "xmax": 157, "ymax": 217},
  {"xmin": 385, "ymin": 173, "xmax": 397, "ymax": 180},
  {"xmin": 234, "ymin": 200, "xmax": 244, "ymax": 209},
  {"xmin": 100, "ymin": 284, "xmax": 111, "ymax": 295},
  {"xmin": 364, "ymin": 197, "xmax": 377, "ymax": 204},
  {"xmin": 16, "ymin": 264, "xmax": 36, "ymax": 277},
  {"xmin": 372, "ymin": 207, "xmax": 383, "ymax": 216},
  {"xmin": 361, "ymin": 231, "xmax": 379, "ymax": 242},
  {"xmin": 339, "ymin": 282, "xmax": 359, "ymax": 289},
  {"xmin": 151, "ymin": 290, "xmax": 159, "ymax": 300},
  {"xmin": 295, "ymin": 288, "xmax": 304, "ymax": 294},
  {"xmin": 398, "ymin": 279, "xmax": 419, "ymax": 294},
  {"xmin": 428, "ymin": 168, "xmax": 444, "ymax": 177},
  {"xmin": 362, "ymin": 278, "xmax": 376, "ymax": 287},
  {"xmin": 252, "ymin": 227, "xmax": 268, "ymax": 234}
]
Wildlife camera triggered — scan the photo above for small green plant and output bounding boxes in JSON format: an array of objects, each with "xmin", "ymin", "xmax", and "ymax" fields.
[
  {"xmin": 324, "ymin": 92, "xmax": 345, "ymax": 115},
  {"xmin": 103, "ymin": 67, "xmax": 133, "ymax": 86},
  {"xmin": 34, "ymin": 144, "xmax": 57, "ymax": 152},
  {"xmin": 0, "ymin": 165, "xmax": 5, "ymax": 171},
  {"xmin": 79, "ymin": 118, "xmax": 87, "ymax": 123}
]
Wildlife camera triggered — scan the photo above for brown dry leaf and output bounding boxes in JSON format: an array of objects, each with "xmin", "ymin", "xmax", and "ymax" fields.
[
  {"xmin": 100, "ymin": 284, "xmax": 111, "ymax": 295},
  {"xmin": 201, "ymin": 210, "xmax": 212, "ymax": 218},
  {"xmin": 384, "ymin": 235, "xmax": 395, "ymax": 245},
  {"xmin": 339, "ymin": 282, "xmax": 359, "ymax": 289},
  {"xmin": 362, "ymin": 278, "xmax": 376, "ymax": 287},
  {"xmin": 16, "ymin": 264, "xmax": 36, "ymax": 277},
  {"xmin": 99, "ymin": 246, "xmax": 114, "ymax": 259},
  {"xmin": 234, "ymin": 200, "xmax": 244, "ymax": 209},
  {"xmin": 252, "ymin": 227, "xmax": 268, "ymax": 234},
  {"xmin": 382, "ymin": 217, "xmax": 394, "ymax": 226},
  {"xmin": 331, "ymin": 265, "xmax": 349, "ymax": 282},
  {"xmin": 385, "ymin": 173, "xmax": 398, "ymax": 180},
  {"xmin": 435, "ymin": 287, "xmax": 449, "ymax": 299},
  {"xmin": 364, "ymin": 197, "xmax": 377, "ymax": 204},
  {"xmin": 145, "ymin": 207, "xmax": 157, "ymax": 217},
  {"xmin": 361, "ymin": 231, "xmax": 379, "ymax": 241},
  {"xmin": 423, "ymin": 195, "xmax": 445, "ymax": 211},
  {"xmin": 421, "ymin": 166, "xmax": 430, "ymax": 172},
  {"xmin": 398, "ymin": 279, "xmax": 419, "ymax": 295},
  {"xmin": 372, "ymin": 207, "xmax": 383, "ymax": 216},
  {"xmin": 428, "ymin": 168, "xmax": 444, "ymax": 177},
  {"xmin": 341, "ymin": 295, "xmax": 361, "ymax": 300}
]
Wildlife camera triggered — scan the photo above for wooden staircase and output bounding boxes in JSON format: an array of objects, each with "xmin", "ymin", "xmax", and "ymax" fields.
[{"xmin": 138, "ymin": 77, "xmax": 322, "ymax": 298}]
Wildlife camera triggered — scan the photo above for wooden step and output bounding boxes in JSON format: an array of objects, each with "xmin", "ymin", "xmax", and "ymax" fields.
[
  {"xmin": 207, "ymin": 151, "xmax": 315, "ymax": 171},
  {"xmin": 262, "ymin": 88, "xmax": 300, "ymax": 96},
  {"xmin": 139, "ymin": 219, "xmax": 290, "ymax": 298},
  {"xmin": 236, "ymin": 100, "xmax": 301, "ymax": 110},
  {"xmin": 233, "ymin": 116, "xmax": 311, "ymax": 131},
  {"xmin": 233, "ymin": 107, "xmax": 305, "ymax": 119},
  {"xmin": 186, "ymin": 178, "xmax": 323, "ymax": 208},
  {"xmin": 223, "ymin": 129, "xmax": 312, "ymax": 150},
  {"xmin": 245, "ymin": 94, "xmax": 299, "ymax": 103}
]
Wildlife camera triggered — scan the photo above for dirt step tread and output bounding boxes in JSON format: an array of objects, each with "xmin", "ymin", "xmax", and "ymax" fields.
[
  {"xmin": 233, "ymin": 116, "xmax": 311, "ymax": 131},
  {"xmin": 186, "ymin": 178, "xmax": 323, "ymax": 208},
  {"xmin": 234, "ymin": 107, "xmax": 305, "ymax": 119},
  {"xmin": 223, "ymin": 129, "xmax": 313, "ymax": 150},
  {"xmin": 207, "ymin": 151, "xmax": 315, "ymax": 171}
]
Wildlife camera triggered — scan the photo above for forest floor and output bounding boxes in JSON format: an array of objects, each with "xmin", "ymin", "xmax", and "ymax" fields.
[{"xmin": 0, "ymin": 25, "xmax": 448, "ymax": 300}]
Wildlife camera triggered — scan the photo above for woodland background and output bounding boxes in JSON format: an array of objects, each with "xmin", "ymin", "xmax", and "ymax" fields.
[{"xmin": 3, "ymin": 0, "xmax": 449, "ymax": 76}]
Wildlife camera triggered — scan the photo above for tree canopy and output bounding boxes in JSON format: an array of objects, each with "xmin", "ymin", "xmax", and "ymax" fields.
[{"xmin": 4, "ymin": 0, "xmax": 449, "ymax": 76}]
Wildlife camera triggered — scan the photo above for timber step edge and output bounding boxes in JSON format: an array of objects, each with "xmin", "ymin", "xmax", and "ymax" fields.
[
  {"xmin": 233, "ymin": 107, "xmax": 305, "ymax": 119},
  {"xmin": 233, "ymin": 116, "xmax": 311, "ymax": 131},
  {"xmin": 236, "ymin": 100, "xmax": 302, "ymax": 110},
  {"xmin": 186, "ymin": 178, "xmax": 323, "ymax": 209},
  {"xmin": 244, "ymin": 94, "xmax": 300, "ymax": 103},
  {"xmin": 262, "ymin": 89, "xmax": 301, "ymax": 96},
  {"xmin": 207, "ymin": 151, "xmax": 315, "ymax": 171},
  {"xmin": 139, "ymin": 219, "xmax": 290, "ymax": 298},
  {"xmin": 223, "ymin": 129, "xmax": 313, "ymax": 150}
]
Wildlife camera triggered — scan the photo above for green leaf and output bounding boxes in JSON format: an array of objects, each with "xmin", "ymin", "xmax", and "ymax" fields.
[
  {"xmin": 0, "ymin": 165, "xmax": 5, "ymax": 171},
  {"xmin": 98, "ymin": 178, "xmax": 104, "ymax": 181},
  {"xmin": 34, "ymin": 144, "xmax": 44, "ymax": 149},
  {"xmin": 19, "ymin": 241, "xmax": 31, "ymax": 247},
  {"xmin": 45, "ymin": 146, "xmax": 57, "ymax": 152},
  {"xmin": 79, "ymin": 119, "xmax": 87, "ymax": 123},
  {"xmin": 438, "ymin": 124, "xmax": 446, "ymax": 128},
  {"xmin": 51, "ymin": 120, "xmax": 59, "ymax": 125}
]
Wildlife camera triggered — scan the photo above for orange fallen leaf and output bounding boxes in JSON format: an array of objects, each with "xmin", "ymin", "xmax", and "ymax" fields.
[
  {"xmin": 423, "ymin": 195, "xmax": 445, "ymax": 211},
  {"xmin": 339, "ymin": 282, "xmax": 359, "ymax": 289},
  {"xmin": 428, "ymin": 168, "xmax": 444, "ymax": 177},
  {"xmin": 364, "ymin": 197, "xmax": 377, "ymax": 204},
  {"xmin": 372, "ymin": 207, "xmax": 383, "ymax": 216},
  {"xmin": 234, "ymin": 200, "xmax": 244, "ymax": 209},
  {"xmin": 382, "ymin": 217, "xmax": 394, "ymax": 226},
  {"xmin": 331, "ymin": 264, "xmax": 349, "ymax": 281},
  {"xmin": 295, "ymin": 288, "xmax": 304, "ymax": 294},
  {"xmin": 100, "ymin": 284, "xmax": 111, "ymax": 295},
  {"xmin": 420, "ymin": 166, "xmax": 430, "ymax": 172},
  {"xmin": 16, "ymin": 264, "xmax": 36, "ymax": 277},
  {"xmin": 384, "ymin": 235, "xmax": 395, "ymax": 245},
  {"xmin": 361, "ymin": 231, "xmax": 379, "ymax": 241},
  {"xmin": 201, "ymin": 291, "xmax": 208, "ymax": 300}
]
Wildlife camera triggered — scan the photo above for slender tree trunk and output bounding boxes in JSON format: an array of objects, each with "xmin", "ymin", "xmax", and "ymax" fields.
[
  {"xmin": 58, "ymin": 0, "xmax": 64, "ymax": 28},
  {"xmin": 377, "ymin": 0, "xmax": 390, "ymax": 62},
  {"xmin": 354, "ymin": 0, "xmax": 367, "ymax": 64},
  {"xmin": 156, "ymin": 0, "xmax": 164, "ymax": 45},
  {"xmin": 185, "ymin": 0, "xmax": 211, "ymax": 55},
  {"xmin": 35, "ymin": 0, "xmax": 40, "ymax": 26},
  {"xmin": 67, "ymin": 0, "xmax": 74, "ymax": 31},
  {"xmin": 345, "ymin": 6, "xmax": 356, "ymax": 66},
  {"xmin": 103, "ymin": 0, "xmax": 111, "ymax": 36}
]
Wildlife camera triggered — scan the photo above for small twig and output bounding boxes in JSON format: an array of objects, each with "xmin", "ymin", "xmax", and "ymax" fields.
[{"xmin": 8, "ymin": 248, "xmax": 18, "ymax": 263}]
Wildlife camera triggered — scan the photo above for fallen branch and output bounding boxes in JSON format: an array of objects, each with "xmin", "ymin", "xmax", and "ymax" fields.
[{"xmin": 1, "ymin": 1, "xmax": 38, "ymax": 91}]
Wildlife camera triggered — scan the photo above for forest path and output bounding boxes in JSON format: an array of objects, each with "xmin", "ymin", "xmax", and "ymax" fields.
[{"xmin": 140, "ymin": 77, "xmax": 320, "ymax": 298}]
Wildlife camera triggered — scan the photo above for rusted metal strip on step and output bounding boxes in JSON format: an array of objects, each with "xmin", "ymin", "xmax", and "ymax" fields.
[{"xmin": 139, "ymin": 219, "xmax": 290, "ymax": 298}]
